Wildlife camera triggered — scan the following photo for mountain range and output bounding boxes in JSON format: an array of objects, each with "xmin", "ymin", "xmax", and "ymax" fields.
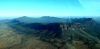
[{"xmin": 0, "ymin": 16, "xmax": 100, "ymax": 49}]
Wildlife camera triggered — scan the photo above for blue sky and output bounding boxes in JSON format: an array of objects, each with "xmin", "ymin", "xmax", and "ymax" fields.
[{"xmin": 0, "ymin": 0, "xmax": 100, "ymax": 17}]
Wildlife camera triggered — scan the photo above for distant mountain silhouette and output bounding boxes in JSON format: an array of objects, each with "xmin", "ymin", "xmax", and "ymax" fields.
[{"xmin": 11, "ymin": 16, "xmax": 67, "ymax": 23}]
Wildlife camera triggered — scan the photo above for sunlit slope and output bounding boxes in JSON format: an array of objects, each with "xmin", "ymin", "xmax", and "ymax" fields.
[
  {"xmin": 0, "ymin": 22, "xmax": 56, "ymax": 49},
  {"xmin": 0, "ymin": 22, "xmax": 21, "ymax": 48}
]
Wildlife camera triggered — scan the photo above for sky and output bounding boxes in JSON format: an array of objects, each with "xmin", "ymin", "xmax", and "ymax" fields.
[{"xmin": 0, "ymin": 0, "xmax": 100, "ymax": 17}]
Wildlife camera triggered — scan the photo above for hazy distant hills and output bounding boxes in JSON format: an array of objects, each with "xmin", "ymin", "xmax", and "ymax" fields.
[
  {"xmin": 93, "ymin": 17, "xmax": 100, "ymax": 23},
  {"xmin": 11, "ymin": 16, "xmax": 67, "ymax": 23}
]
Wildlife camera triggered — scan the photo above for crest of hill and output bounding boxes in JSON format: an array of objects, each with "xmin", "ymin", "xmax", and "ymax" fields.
[{"xmin": 11, "ymin": 16, "xmax": 67, "ymax": 23}]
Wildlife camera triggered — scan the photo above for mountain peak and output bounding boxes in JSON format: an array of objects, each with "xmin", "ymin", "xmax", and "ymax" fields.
[{"xmin": 40, "ymin": 16, "xmax": 55, "ymax": 18}]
